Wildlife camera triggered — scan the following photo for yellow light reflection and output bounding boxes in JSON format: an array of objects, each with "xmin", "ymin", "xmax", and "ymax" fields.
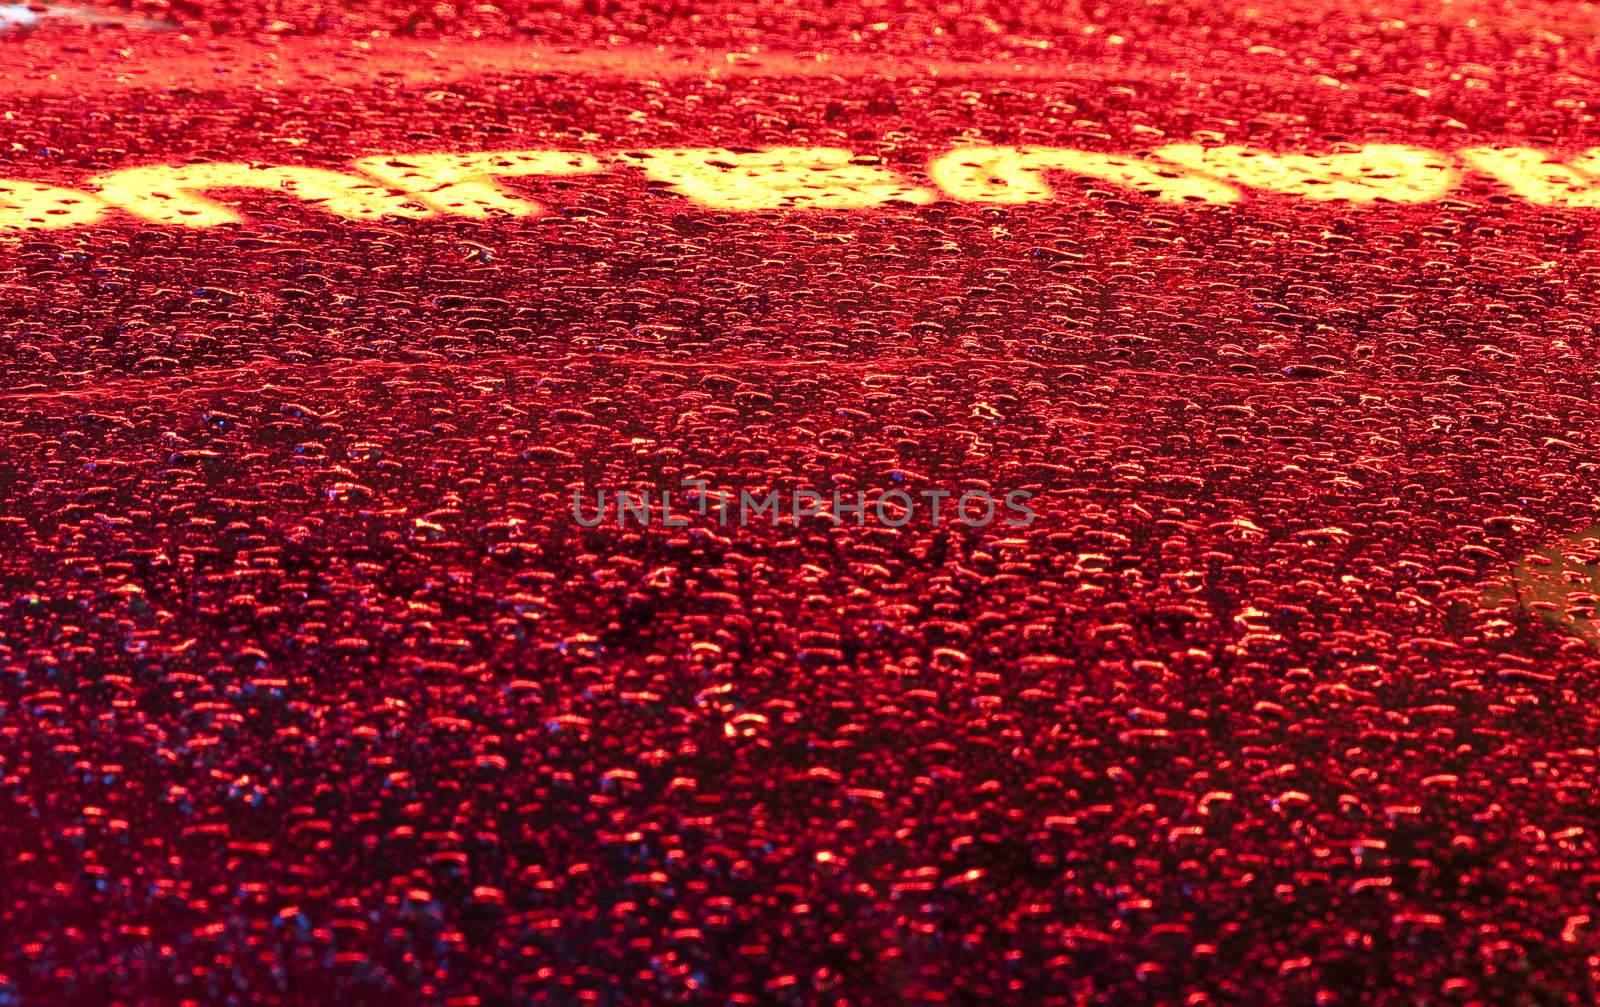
[
  {"xmin": 1459, "ymin": 147, "xmax": 1600, "ymax": 207},
  {"xmin": 0, "ymin": 180, "xmax": 108, "ymax": 231},
  {"xmin": 1482, "ymin": 525, "xmax": 1600, "ymax": 651},
  {"xmin": 352, "ymin": 150, "xmax": 603, "ymax": 218},
  {"xmin": 29, "ymin": 142, "xmax": 1600, "ymax": 233},
  {"xmin": 1152, "ymin": 143, "xmax": 1458, "ymax": 203},
  {"xmin": 629, "ymin": 147, "xmax": 935, "ymax": 211},
  {"xmin": 90, "ymin": 163, "xmax": 436, "ymax": 227},
  {"xmin": 928, "ymin": 145, "xmax": 1240, "ymax": 204}
]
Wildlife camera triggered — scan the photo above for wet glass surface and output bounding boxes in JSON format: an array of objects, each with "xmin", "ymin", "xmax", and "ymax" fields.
[{"xmin": 4, "ymin": 1, "xmax": 1600, "ymax": 1003}]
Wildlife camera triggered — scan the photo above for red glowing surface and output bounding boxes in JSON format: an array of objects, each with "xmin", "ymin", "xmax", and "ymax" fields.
[{"xmin": 3, "ymin": 1, "xmax": 1600, "ymax": 1004}]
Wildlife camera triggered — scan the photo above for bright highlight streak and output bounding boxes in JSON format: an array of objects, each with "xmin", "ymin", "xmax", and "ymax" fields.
[
  {"xmin": 1458, "ymin": 147, "xmax": 1600, "ymax": 207},
  {"xmin": 0, "ymin": 143, "xmax": 1591, "ymax": 232},
  {"xmin": 0, "ymin": 179, "xmax": 107, "ymax": 230},
  {"xmin": 1149, "ymin": 143, "xmax": 1459, "ymax": 203},
  {"xmin": 352, "ymin": 150, "xmax": 604, "ymax": 218},
  {"xmin": 88, "ymin": 162, "xmax": 436, "ymax": 228},
  {"xmin": 627, "ymin": 147, "xmax": 936, "ymax": 211},
  {"xmin": 928, "ymin": 146, "xmax": 1240, "ymax": 204}
]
